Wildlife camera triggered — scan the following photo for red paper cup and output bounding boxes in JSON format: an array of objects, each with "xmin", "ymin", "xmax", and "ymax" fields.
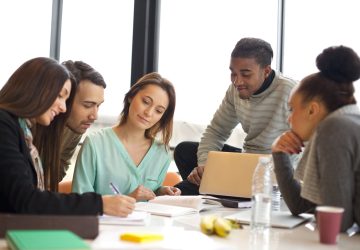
[{"xmin": 316, "ymin": 206, "xmax": 344, "ymax": 244}]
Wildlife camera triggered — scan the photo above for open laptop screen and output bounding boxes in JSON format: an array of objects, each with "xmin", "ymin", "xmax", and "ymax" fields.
[{"xmin": 199, "ymin": 151, "xmax": 269, "ymax": 199}]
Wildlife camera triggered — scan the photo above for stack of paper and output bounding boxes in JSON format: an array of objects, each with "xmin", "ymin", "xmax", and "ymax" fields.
[{"xmin": 99, "ymin": 211, "xmax": 150, "ymax": 226}]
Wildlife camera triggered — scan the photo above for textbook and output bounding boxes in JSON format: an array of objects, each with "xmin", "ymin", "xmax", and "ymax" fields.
[{"xmin": 6, "ymin": 230, "xmax": 90, "ymax": 250}]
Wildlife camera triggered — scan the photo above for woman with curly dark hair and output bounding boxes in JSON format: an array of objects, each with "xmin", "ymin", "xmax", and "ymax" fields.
[{"xmin": 272, "ymin": 45, "xmax": 360, "ymax": 232}]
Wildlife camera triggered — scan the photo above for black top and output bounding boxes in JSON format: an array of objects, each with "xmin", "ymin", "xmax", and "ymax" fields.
[{"xmin": 0, "ymin": 109, "xmax": 102, "ymax": 214}]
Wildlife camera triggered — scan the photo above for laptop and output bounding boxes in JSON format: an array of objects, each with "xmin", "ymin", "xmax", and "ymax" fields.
[{"xmin": 199, "ymin": 151, "xmax": 269, "ymax": 206}]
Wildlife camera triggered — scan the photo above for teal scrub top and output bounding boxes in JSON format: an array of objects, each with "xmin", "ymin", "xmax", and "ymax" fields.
[{"xmin": 72, "ymin": 127, "xmax": 171, "ymax": 195}]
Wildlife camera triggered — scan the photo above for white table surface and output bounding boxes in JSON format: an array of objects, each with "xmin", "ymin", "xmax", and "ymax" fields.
[{"xmin": 0, "ymin": 207, "xmax": 359, "ymax": 250}]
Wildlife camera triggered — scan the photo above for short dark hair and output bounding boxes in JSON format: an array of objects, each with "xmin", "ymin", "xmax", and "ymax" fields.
[
  {"xmin": 231, "ymin": 37, "xmax": 273, "ymax": 67},
  {"xmin": 62, "ymin": 60, "xmax": 106, "ymax": 89},
  {"xmin": 298, "ymin": 45, "xmax": 360, "ymax": 112}
]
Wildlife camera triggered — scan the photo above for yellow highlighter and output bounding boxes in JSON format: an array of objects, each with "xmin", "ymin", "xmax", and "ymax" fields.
[{"xmin": 120, "ymin": 232, "xmax": 164, "ymax": 243}]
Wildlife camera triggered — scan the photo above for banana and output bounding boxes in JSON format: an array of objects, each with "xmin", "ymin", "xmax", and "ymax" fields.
[
  {"xmin": 225, "ymin": 218, "xmax": 243, "ymax": 229},
  {"xmin": 214, "ymin": 217, "xmax": 232, "ymax": 237},
  {"xmin": 200, "ymin": 215, "xmax": 217, "ymax": 235}
]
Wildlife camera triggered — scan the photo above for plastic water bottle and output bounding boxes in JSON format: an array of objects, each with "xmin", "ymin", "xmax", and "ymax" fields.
[
  {"xmin": 250, "ymin": 156, "xmax": 272, "ymax": 232},
  {"xmin": 269, "ymin": 159, "xmax": 281, "ymax": 212}
]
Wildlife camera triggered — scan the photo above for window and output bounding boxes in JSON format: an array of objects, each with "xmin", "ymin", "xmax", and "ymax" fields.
[
  {"xmin": 0, "ymin": 0, "xmax": 52, "ymax": 88},
  {"xmin": 159, "ymin": 0, "xmax": 279, "ymax": 124},
  {"xmin": 60, "ymin": 0, "xmax": 134, "ymax": 119},
  {"xmin": 283, "ymin": 0, "xmax": 360, "ymax": 102}
]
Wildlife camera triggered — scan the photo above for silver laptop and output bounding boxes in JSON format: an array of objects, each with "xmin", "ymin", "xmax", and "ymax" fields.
[{"xmin": 199, "ymin": 151, "xmax": 269, "ymax": 199}]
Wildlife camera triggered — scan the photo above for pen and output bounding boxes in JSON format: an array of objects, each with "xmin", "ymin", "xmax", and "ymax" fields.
[{"xmin": 109, "ymin": 182, "xmax": 121, "ymax": 195}]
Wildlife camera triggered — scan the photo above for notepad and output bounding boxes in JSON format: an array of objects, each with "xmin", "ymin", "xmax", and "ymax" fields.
[
  {"xmin": 120, "ymin": 232, "xmax": 164, "ymax": 243},
  {"xmin": 99, "ymin": 211, "xmax": 150, "ymax": 226},
  {"xmin": 6, "ymin": 230, "xmax": 90, "ymax": 250},
  {"xmin": 135, "ymin": 202, "xmax": 198, "ymax": 217}
]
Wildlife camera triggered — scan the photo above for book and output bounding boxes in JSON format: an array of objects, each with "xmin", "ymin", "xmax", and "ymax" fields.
[
  {"xmin": 99, "ymin": 211, "xmax": 150, "ymax": 226},
  {"xmin": 6, "ymin": 230, "xmax": 90, "ymax": 250},
  {"xmin": 148, "ymin": 195, "xmax": 204, "ymax": 210},
  {"xmin": 135, "ymin": 202, "xmax": 198, "ymax": 217},
  {"xmin": 149, "ymin": 195, "xmax": 222, "ymax": 210},
  {"xmin": 202, "ymin": 196, "xmax": 252, "ymax": 208}
]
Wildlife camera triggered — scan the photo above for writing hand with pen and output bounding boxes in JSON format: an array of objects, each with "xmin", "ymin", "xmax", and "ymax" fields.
[{"xmin": 102, "ymin": 182, "xmax": 136, "ymax": 217}]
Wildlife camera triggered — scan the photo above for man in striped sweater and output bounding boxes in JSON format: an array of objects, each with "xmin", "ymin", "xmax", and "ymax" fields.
[{"xmin": 174, "ymin": 37, "xmax": 298, "ymax": 195}]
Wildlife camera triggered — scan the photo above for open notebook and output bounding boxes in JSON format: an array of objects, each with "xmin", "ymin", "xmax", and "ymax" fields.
[
  {"xmin": 225, "ymin": 210, "xmax": 313, "ymax": 229},
  {"xmin": 135, "ymin": 196, "xmax": 221, "ymax": 217}
]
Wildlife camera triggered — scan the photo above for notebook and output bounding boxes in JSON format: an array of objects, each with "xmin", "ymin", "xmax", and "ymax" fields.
[
  {"xmin": 6, "ymin": 230, "xmax": 90, "ymax": 250},
  {"xmin": 99, "ymin": 211, "xmax": 150, "ymax": 226},
  {"xmin": 199, "ymin": 151, "xmax": 269, "ymax": 199},
  {"xmin": 135, "ymin": 202, "xmax": 199, "ymax": 217},
  {"xmin": 225, "ymin": 210, "xmax": 313, "ymax": 229},
  {"xmin": 146, "ymin": 195, "xmax": 222, "ymax": 212}
]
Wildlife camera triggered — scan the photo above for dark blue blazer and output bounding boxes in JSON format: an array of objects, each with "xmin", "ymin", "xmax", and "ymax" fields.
[{"xmin": 0, "ymin": 109, "xmax": 102, "ymax": 214}]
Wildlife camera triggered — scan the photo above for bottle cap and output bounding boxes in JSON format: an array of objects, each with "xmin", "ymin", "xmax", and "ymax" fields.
[{"xmin": 259, "ymin": 156, "xmax": 271, "ymax": 164}]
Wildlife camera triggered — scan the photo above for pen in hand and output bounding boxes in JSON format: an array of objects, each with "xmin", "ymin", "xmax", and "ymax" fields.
[{"xmin": 109, "ymin": 182, "xmax": 121, "ymax": 195}]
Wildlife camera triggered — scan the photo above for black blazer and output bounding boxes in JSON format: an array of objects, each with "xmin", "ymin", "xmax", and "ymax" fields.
[{"xmin": 0, "ymin": 109, "xmax": 102, "ymax": 214}]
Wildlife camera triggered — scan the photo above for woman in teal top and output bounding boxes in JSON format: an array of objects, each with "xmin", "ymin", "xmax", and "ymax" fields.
[{"xmin": 72, "ymin": 72, "xmax": 181, "ymax": 200}]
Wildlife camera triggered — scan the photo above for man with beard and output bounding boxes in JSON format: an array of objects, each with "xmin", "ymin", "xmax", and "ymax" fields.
[
  {"xmin": 60, "ymin": 60, "xmax": 106, "ymax": 180},
  {"xmin": 174, "ymin": 37, "xmax": 298, "ymax": 195}
]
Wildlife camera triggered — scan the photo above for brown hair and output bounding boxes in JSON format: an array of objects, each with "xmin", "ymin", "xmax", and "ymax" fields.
[
  {"xmin": 119, "ymin": 72, "xmax": 176, "ymax": 148},
  {"xmin": 62, "ymin": 60, "xmax": 106, "ymax": 89},
  {"xmin": 0, "ymin": 57, "xmax": 76, "ymax": 191},
  {"xmin": 297, "ymin": 46, "xmax": 360, "ymax": 112}
]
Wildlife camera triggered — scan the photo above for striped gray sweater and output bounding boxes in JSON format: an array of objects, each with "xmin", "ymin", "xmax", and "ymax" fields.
[{"xmin": 197, "ymin": 71, "xmax": 297, "ymax": 165}]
